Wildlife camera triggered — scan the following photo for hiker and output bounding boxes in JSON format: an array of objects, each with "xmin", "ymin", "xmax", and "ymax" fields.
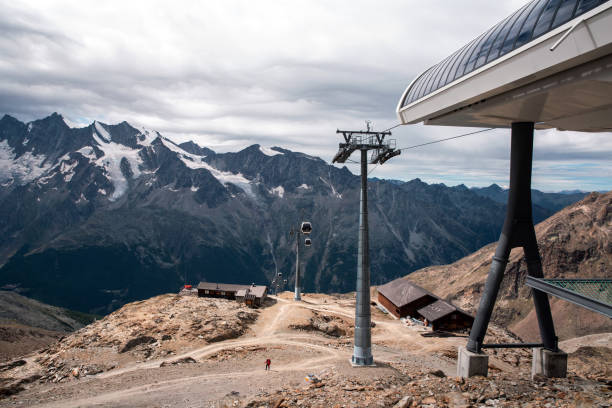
[{"xmin": 265, "ymin": 358, "xmax": 271, "ymax": 371}]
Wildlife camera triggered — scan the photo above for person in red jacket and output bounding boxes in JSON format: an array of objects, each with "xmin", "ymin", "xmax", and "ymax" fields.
[{"xmin": 265, "ymin": 358, "xmax": 271, "ymax": 371}]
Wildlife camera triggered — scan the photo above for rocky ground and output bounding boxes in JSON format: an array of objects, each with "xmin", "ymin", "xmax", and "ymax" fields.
[{"xmin": 0, "ymin": 292, "xmax": 610, "ymax": 407}]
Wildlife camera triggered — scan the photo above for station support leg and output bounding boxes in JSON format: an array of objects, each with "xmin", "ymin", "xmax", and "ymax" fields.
[{"xmin": 458, "ymin": 122, "xmax": 563, "ymax": 378}]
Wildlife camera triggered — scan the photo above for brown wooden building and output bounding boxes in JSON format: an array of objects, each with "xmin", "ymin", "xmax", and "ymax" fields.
[
  {"xmin": 197, "ymin": 282, "xmax": 267, "ymax": 307},
  {"xmin": 377, "ymin": 278, "xmax": 439, "ymax": 319},
  {"xmin": 236, "ymin": 285, "xmax": 268, "ymax": 307},
  {"xmin": 417, "ymin": 299, "xmax": 474, "ymax": 332}
]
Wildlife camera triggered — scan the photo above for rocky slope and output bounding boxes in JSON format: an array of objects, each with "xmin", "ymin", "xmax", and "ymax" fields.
[
  {"xmin": 0, "ymin": 294, "xmax": 259, "ymax": 389},
  {"xmin": 407, "ymin": 191, "xmax": 612, "ymax": 341},
  {"xmin": 0, "ymin": 291, "xmax": 95, "ymax": 362},
  {"xmin": 0, "ymin": 291, "xmax": 89, "ymax": 333}
]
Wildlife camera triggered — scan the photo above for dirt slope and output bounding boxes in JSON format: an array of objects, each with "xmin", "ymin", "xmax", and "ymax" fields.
[
  {"xmin": 407, "ymin": 191, "xmax": 612, "ymax": 341},
  {"xmin": 0, "ymin": 291, "xmax": 94, "ymax": 362},
  {"xmin": 0, "ymin": 292, "xmax": 610, "ymax": 407}
]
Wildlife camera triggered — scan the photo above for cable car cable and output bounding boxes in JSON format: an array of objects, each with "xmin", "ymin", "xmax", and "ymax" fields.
[{"xmin": 367, "ymin": 127, "xmax": 495, "ymax": 175}]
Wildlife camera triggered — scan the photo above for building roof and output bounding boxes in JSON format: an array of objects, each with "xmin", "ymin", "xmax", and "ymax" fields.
[
  {"xmin": 199, "ymin": 282, "xmax": 267, "ymax": 298},
  {"xmin": 401, "ymin": 0, "xmax": 608, "ymax": 108},
  {"xmin": 417, "ymin": 299, "xmax": 474, "ymax": 322},
  {"xmin": 396, "ymin": 0, "xmax": 612, "ymax": 131},
  {"xmin": 197, "ymin": 282, "xmax": 248, "ymax": 292},
  {"xmin": 377, "ymin": 278, "xmax": 437, "ymax": 308},
  {"xmin": 249, "ymin": 285, "xmax": 267, "ymax": 298}
]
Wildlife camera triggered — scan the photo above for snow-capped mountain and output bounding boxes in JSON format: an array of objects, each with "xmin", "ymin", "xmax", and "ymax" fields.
[{"xmin": 0, "ymin": 113, "xmax": 582, "ymax": 314}]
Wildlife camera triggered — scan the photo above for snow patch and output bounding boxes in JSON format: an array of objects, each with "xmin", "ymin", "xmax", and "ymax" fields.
[
  {"xmin": 60, "ymin": 159, "xmax": 78, "ymax": 182},
  {"xmin": 23, "ymin": 138, "xmax": 29, "ymax": 145},
  {"xmin": 319, "ymin": 177, "xmax": 342, "ymax": 199},
  {"xmin": 138, "ymin": 127, "xmax": 160, "ymax": 146},
  {"xmin": 297, "ymin": 184, "xmax": 311, "ymax": 190},
  {"xmin": 75, "ymin": 193, "xmax": 88, "ymax": 204},
  {"xmin": 76, "ymin": 146, "xmax": 97, "ymax": 160},
  {"xmin": 270, "ymin": 186, "xmax": 284, "ymax": 198},
  {"xmin": 94, "ymin": 121, "xmax": 112, "ymax": 142},
  {"xmin": 0, "ymin": 140, "xmax": 52, "ymax": 185},
  {"xmin": 191, "ymin": 186, "xmax": 198, "ymax": 192},
  {"xmin": 259, "ymin": 146, "xmax": 283, "ymax": 156},
  {"xmin": 92, "ymin": 128, "xmax": 143, "ymax": 201},
  {"xmin": 98, "ymin": 188, "xmax": 107, "ymax": 195},
  {"xmin": 60, "ymin": 160, "xmax": 78, "ymax": 174},
  {"xmin": 160, "ymin": 138, "xmax": 254, "ymax": 197},
  {"xmin": 27, "ymin": 123, "xmax": 33, "ymax": 132}
]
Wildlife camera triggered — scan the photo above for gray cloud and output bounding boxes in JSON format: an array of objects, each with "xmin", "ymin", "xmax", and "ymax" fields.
[{"xmin": 0, "ymin": 0, "xmax": 610, "ymax": 191}]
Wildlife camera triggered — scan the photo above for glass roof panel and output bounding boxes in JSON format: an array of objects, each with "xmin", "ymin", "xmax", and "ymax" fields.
[
  {"xmin": 499, "ymin": 4, "xmax": 533, "ymax": 56},
  {"xmin": 453, "ymin": 33, "xmax": 486, "ymax": 81},
  {"xmin": 533, "ymin": 0, "xmax": 564, "ymax": 38},
  {"xmin": 551, "ymin": 0, "xmax": 579, "ymax": 28},
  {"xmin": 401, "ymin": 0, "xmax": 610, "ymax": 107},
  {"xmin": 513, "ymin": 0, "xmax": 550, "ymax": 49},
  {"xmin": 421, "ymin": 56, "xmax": 451, "ymax": 98},
  {"xmin": 410, "ymin": 67, "xmax": 435, "ymax": 102},
  {"xmin": 486, "ymin": 4, "xmax": 530, "ymax": 63},
  {"xmin": 433, "ymin": 48, "xmax": 464, "ymax": 91},
  {"xmin": 474, "ymin": 14, "xmax": 514, "ymax": 69},
  {"xmin": 462, "ymin": 27, "xmax": 497, "ymax": 76},
  {"xmin": 440, "ymin": 42, "xmax": 473, "ymax": 88},
  {"xmin": 575, "ymin": 0, "xmax": 607, "ymax": 14}
]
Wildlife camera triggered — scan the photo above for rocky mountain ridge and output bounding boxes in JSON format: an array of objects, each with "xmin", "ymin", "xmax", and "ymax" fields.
[{"xmin": 0, "ymin": 113, "xmax": 587, "ymax": 314}]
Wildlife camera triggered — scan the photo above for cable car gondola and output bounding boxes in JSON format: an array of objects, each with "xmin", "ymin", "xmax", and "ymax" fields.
[
  {"xmin": 301, "ymin": 221, "xmax": 312, "ymax": 234},
  {"xmin": 304, "ymin": 238, "xmax": 312, "ymax": 246}
]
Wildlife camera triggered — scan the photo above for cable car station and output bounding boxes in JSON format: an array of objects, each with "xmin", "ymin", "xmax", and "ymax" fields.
[{"xmin": 395, "ymin": 0, "xmax": 612, "ymax": 378}]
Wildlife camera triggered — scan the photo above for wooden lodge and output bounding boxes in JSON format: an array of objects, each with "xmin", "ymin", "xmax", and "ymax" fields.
[
  {"xmin": 377, "ymin": 278, "xmax": 438, "ymax": 319},
  {"xmin": 417, "ymin": 299, "xmax": 474, "ymax": 332},
  {"xmin": 197, "ymin": 282, "xmax": 267, "ymax": 307}
]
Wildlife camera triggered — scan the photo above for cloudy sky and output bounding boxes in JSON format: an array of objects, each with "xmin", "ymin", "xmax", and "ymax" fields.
[{"xmin": 1, "ymin": 0, "xmax": 610, "ymax": 191}]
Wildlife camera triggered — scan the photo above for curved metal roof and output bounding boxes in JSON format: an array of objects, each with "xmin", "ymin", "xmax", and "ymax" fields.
[{"xmin": 401, "ymin": 0, "xmax": 609, "ymax": 108}]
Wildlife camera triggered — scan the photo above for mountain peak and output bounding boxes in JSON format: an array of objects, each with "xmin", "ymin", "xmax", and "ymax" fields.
[{"xmin": 178, "ymin": 141, "xmax": 214, "ymax": 156}]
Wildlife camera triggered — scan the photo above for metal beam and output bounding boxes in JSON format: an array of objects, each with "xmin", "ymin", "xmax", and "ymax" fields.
[
  {"xmin": 526, "ymin": 276, "xmax": 612, "ymax": 318},
  {"xmin": 481, "ymin": 343, "xmax": 545, "ymax": 349}
]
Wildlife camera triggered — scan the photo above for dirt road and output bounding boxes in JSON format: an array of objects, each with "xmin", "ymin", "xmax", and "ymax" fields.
[{"xmin": 1, "ymin": 294, "xmax": 499, "ymax": 407}]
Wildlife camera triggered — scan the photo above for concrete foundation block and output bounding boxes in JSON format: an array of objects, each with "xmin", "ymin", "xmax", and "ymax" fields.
[
  {"xmin": 532, "ymin": 348, "xmax": 567, "ymax": 379},
  {"xmin": 457, "ymin": 346, "xmax": 488, "ymax": 378}
]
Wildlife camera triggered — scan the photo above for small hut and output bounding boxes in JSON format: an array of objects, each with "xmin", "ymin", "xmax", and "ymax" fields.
[
  {"xmin": 377, "ymin": 278, "xmax": 439, "ymax": 319},
  {"xmin": 236, "ymin": 285, "xmax": 268, "ymax": 307},
  {"xmin": 417, "ymin": 299, "xmax": 474, "ymax": 332}
]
